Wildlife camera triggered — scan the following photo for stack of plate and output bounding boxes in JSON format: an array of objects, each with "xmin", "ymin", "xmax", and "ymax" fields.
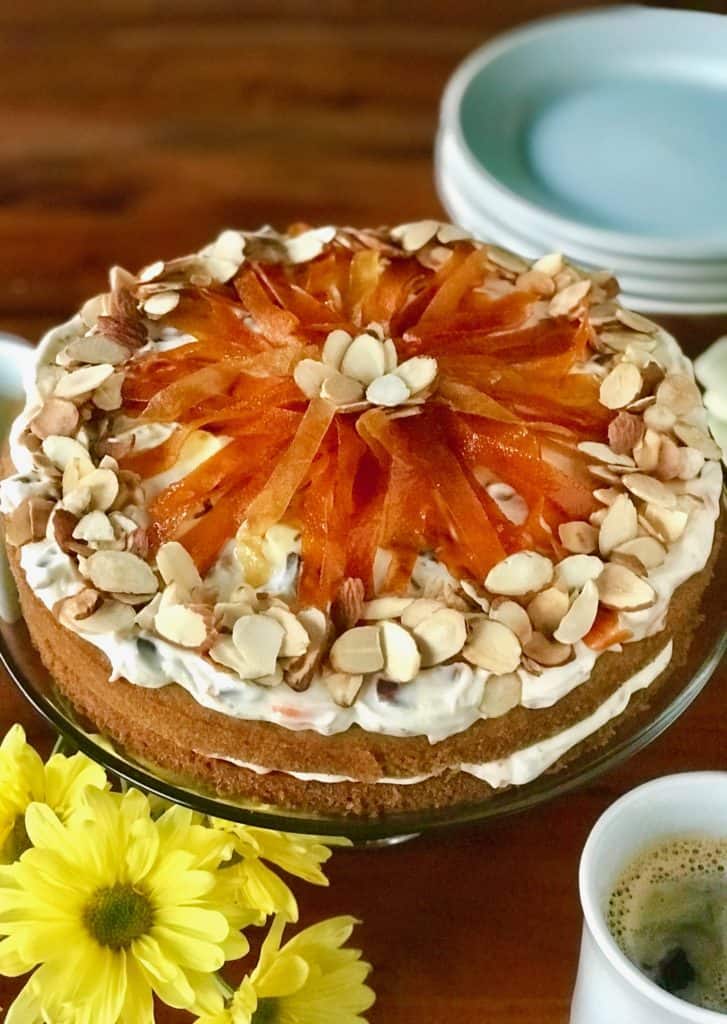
[{"xmin": 435, "ymin": 7, "xmax": 727, "ymax": 314}]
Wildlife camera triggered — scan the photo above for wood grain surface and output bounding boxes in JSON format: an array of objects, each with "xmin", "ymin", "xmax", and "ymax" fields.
[{"xmin": 0, "ymin": 3, "xmax": 725, "ymax": 1022}]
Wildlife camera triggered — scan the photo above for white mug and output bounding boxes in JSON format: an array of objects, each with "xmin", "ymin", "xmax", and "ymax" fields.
[{"xmin": 571, "ymin": 772, "xmax": 727, "ymax": 1023}]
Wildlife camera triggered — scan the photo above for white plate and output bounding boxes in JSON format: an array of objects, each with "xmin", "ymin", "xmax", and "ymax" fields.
[{"xmin": 439, "ymin": 7, "xmax": 727, "ymax": 262}]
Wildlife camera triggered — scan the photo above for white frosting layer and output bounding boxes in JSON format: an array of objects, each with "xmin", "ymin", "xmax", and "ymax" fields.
[
  {"xmin": 202, "ymin": 641, "xmax": 673, "ymax": 788},
  {"xmin": 2, "ymin": 317, "xmax": 722, "ymax": 748}
]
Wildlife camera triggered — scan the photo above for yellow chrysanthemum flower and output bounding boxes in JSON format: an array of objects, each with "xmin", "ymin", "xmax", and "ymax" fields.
[
  {"xmin": 196, "ymin": 914, "xmax": 375, "ymax": 1024},
  {"xmin": 211, "ymin": 821, "xmax": 350, "ymax": 921},
  {"xmin": 0, "ymin": 788, "xmax": 257, "ymax": 1024},
  {"xmin": 0, "ymin": 724, "xmax": 107, "ymax": 862}
]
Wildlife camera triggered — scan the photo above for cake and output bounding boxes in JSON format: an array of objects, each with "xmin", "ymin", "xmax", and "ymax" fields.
[{"xmin": 1, "ymin": 222, "xmax": 723, "ymax": 818}]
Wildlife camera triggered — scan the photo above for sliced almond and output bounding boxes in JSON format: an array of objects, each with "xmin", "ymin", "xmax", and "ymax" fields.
[
  {"xmin": 673, "ymin": 422, "xmax": 722, "ymax": 460},
  {"xmin": 641, "ymin": 504, "xmax": 688, "ymax": 544},
  {"xmin": 597, "ymin": 563, "xmax": 656, "ymax": 610},
  {"xmin": 548, "ymin": 278, "xmax": 591, "ymax": 317},
  {"xmin": 72, "ymin": 510, "xmax": 115, "ymax": 544},
  {"xmin": 29, "ymin": 398, "xmax": 80, "ymax": 440},
  {"xmin": 607, "ymin": 411, "xmax": 644, "ymax": 455},
  {"xmin": 331, "ymin": 576, "xmax": 365, "ymax": 633},
  {"xmin": 231, "ymin": 614, "xmax": 285, "ymax": 678},
  {"xmin": 462, "ymin": 618, "xmax": 521, "ymax": 674},
  {"xmin": 284, "ymin": 608, "xmax": 332, "ymax": 692},
  {"xmin": 590, "ymin": 508, "xmax": 608, "ymax": 528},
  {"xmin": 643, "ymin": 403, "xmax": 677, "ymax": 432},
  {"xmin": 523, "ymin": 632, "xmax": 572, "ymax": 666},
  {"xmin": 612, "ymin": 536, "xmax": 666, "ymax": 571},
  {"xmin": 527, "ymin": 587, "xmax": 570, "ymax": 636},
  {"xmin": 487, "ymin": 245, "xmax": 529, "ymax": 274},
  {"xmin": 633, "ymin": 428, "xmax": 661, "ymax": 473},
  {"xmin": 382, "ymin": 337, "xmax": 398, "ymax": 374},
  {"xmin": 485, "ymin": 551, "xmax": 554, "ymax": 597},
  {"xmin": 379, "ymin": 620, "xmax": 421, "ymax": 682},
  {"xmin": 531, "ymin": 252, "xmax": 563, "ymax": 275},
  {"xmin": 361, "ymin": 596, "xmax": 414, "ymax": 620},
  {"xmin": 600, "ymin": 362, "xmax": 643, "ymax": 410},
  {"xmin": 460, "ymin": 580, "xmax": 490, "ymax": 612},
  {"xmin": 320, "ymin": 372, "xmax": 365, "ymax": 406},
  {"xmin": 515, "ymin": 269, "xmax": 555, "ymax": 296},
  {"xmin": 400, "ymin": 598, "xmax": 445, "ymax": 630},
  {"xmin": 341, "ymin": 333, "xmax": 386, "ymax": 385},
  {"xmin": 155, "ymin": 604, "xmax": 209, "ymax": 648},
  {"xmin": 656, "ymin": 374, "xmax": 700, "ymax": 416},
  {"xmin": 86, "ymin": 549, "xmax": 158, "ymax": 595},
  {"xmin": 82, "ymin": 468, "xmax": 119, "ymax": 512},
  {"xmin": 324, "ymin": 671, "xmax": 364, "ymax": 708},
  {"xmin": 67, "ymin": 598, "xmax": 135, "ymax": 635},
  {"xmin": 65, "ymin": 335, "xmax": 130, "ymax": 366},
  {"xmin": 93, "ymin": 372, "xmax": 125, "ymax": 411},
  {"xmin": 54, "ymin": 363, "xmax": 115, "ymax": 400},
  {"xmin": 594, "ymin": 487, "xmax": 621, "ymax": 506},
  {"xmin": 210, "ymin": 636, "xmax": 263, "ymax": 681},
  {"xmin": 42, "ymin": 435, "xmax": 91, "ymax": 472},
  {"xmin": 655, "ymin": 436, "xmax": 682, "ymax": 481},
  {"xmin": 293, "ymin": 358, "xmax": 335, "ymax": 399},
  {"xmin": 321, "ymin": 329, "xmax": 352, "ymax": 370},
  {"xmin": 589, "ymin": 465, "xmax": 621, "ymax": 486},
  {"xmin": 599, "ymin": 493, "xmax": 638, "ymax": 556},
  {"xmin": 156, "ymin": 541, "xmax": 203, "ymax": 596},
  {"xmin": 5, "ymin": 497, "xmax": 54, "ymax": 547},
  {"xmin": 142, "ymin": 291, "xmax": 180, "ymax": 317},
  {"xmin": 436, "ymin": 223, "xmax": 472, "ymax": 244},
  {"xmin": 479, "ymin": 672, "xmax": 522, "ymax": 717},
  {"xmin": 554, "ymin": 554, "xmax": 605, "ymax": 591},
  {"xmin": 677, "ymin": 447, "xmax": 705, "ymax": 480},
  {"xmin": 392, "ymin": 220, "xmax": 439, "ymax": 251},
  {"xmin": 330, "ymin": 625, "xmax": 384, "ymax": 674},
  {"xmin": 622, "ymin": 473, "xmax": 676, "ymax": 508},
  {"xmin": 395, "ymin": 356, "xmax": 438, "ymax": 394},
  {"xmin": 264, "ymin": 606, "xmax": 310, "ymax": 658},
  {"xmin": 489, "ymin": 600, "xmax": 532, "ymax": 645},
  {"xmin": 578, "ymin": 442, "xmax": 635, "ymax": 468},
  {"xmin": 615, "ymin": 308, "xmax": 658, "ymax": 333},
  {"xmin": 56, "ymin": 588, "xmax": 101, "ymax": 625},
  {"xmin": 366, "ymin": 373, "xmax": 410, "ymax": 407},
  {"xmin": 411, "ymin": 608, "xmax": 467, "ymax": 667},
  {"xmin": 553, "ymin": 579, "xmax": 599, "ymax": 644},
  {"xmin": 558, "ymin": 521, "xmax": 598, "ymax": 554}
]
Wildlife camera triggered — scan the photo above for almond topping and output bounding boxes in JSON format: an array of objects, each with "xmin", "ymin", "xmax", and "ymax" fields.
[
  {"xmin": 395, "ymin": 356, "xmax": 438, "ymax": 394},
  {"xmin": 523, "ymin": 632, "xmax": 572, "ymax": 667},
  {"xmin": 93, "ymin": 372, "xmax": 125, "ymax": 411},
  {"xmin": 554, "ymin": 554, "xmax": 605, "ymax": 591},
  {"xmin": 65, "ymin": 335, "xmax": 130, "ymax": 366},
  {"xmin": 366, "ymin": 373, "xmax": 410, "ymax": 407},
  {"xmin": 616, "ymin": 308, "xmax": 658, "ymax": 333},
  {"xmin": 86, "ymin": 550, "xmax": 158, "ymax": 595},
  {"xmin": 331, "ymin": 577, "xmax": 365, "ymax": 632},
  {"xmin": 558, "ymin": 521, "xmax": 598, "ymax": 554},
  {"xmin": 485, "ymin": 551, "xmax": 554, "ymax": 597},
  {"xmin": 532, "ymin": 252, "xmax": 563, "ymax": 276},
  {"xmin": 361, "ymin": 596, "xmax": 414, "ymax": 620},
  {"xmin": 57, "ymin": 588, "xmax": 101, "ymax": 625},
  {"xmin": 599, "ymin": 493, "xmax": 638, "ymax": 556},
  {"xmin": 81, "ymin": 468, "xmax": 119, "ymax": 512},
  {"xmin": 54, "ymin": 363, "xmax": 115, "ymax": 400},
  {"xmin": 380, "ymin": 621, "xmax": 421, "ymax": 683},
  {"xmin": 320, "ymin": 372, "xmax": 365, "ymax": 406},
  {"xmin": 633, "ymin": 428, "xmax": 661, "ymax": 473},
  {"xmin": 156, "ymin": 541, "xmax": 203, "ymax": 596},
  {"xmin": 155, "ymin": 604, "xmax": 209, "ymax": 648},
  {"xmin": 656, "ymin": 374, "xmax": 700, "ymax": 416},
  {"xmin": 293, "ymin": 358, "xmax": 336, "ymax": 399},
  {"xmin": 597, "ymin": 563, "xmax": 656, "ymax": 610},
  {"xmin": 643, "ymin": 403, "xmax": 676, "ymax": 432},
  {"xmin": 325, "ymin": 672, "xmax": 364, "ymax": 708},
  {"xmin": 231, "ymin": 614, "xmax": 285, "ymax": 678},
  {"xmin": 72, "ymin": 510, "xmax": 115, "ymax": 544},
  {"xmin": 578, "ymin": 442, "xmax": 635, "ymax": 468},
  {"xmin": 527, "ymin": 587, "xmax": 570, "ymax": 636},
  {"xmin": 548, "ymin": 278, "xmax": 591, "ymax": 317},
  {"xmin": 655, "ymin": 436, "xmax": 682, "ymax": 481},
  {"xmin": 612, "ymin": 536, "xmax": 666, "ymax": 571},
  {"xmin": 392, "ymin": 220, "xmax": 440, "ymax": 251},
  {"xmin": 264, "ymin": 606, "xmax": 310, "ymax": 658},
  {"xmin": 5, "ymin": 497, "xmax": 54, "ymax": 547},
  {"xmin": 341, "ymin": 333, "xmax": 386, "ymax": 385},
  {"xmin": 553, "ymin": 579, "xmax": 599, "ymax": 644},
  {"xmin": 599, "ymin": 362, "xmax": 643, "ymax": 410},
  {"xmin": 411, "ymin": 608, "xmax": 467, "ymax": 667},
  {"xmin": 622, "ymin": 472, "xmax": 677, "ymax": 508},
  {"xmin": 29, "ymin": 398, "xmax": 80, "ymax": 440},
  {"xmin": 67, "ymin": 599, "xmax": 135, "ymax": 635},
  {"xmin": 462, "ymin": 618, "xmax": 521, "ymax": 674},
  {"xmin": 42, "ymin": 435, "xmax": 91, "ymax": 471},
  {"xmin": 677, "ymin": 447, "xmax": 705, "ymax": 480},
  {"xmin": 641, "ymin": 504, "xmax": 688, "ymax": 544},
  {"xmin": 142, "ymin": 291, "xmax": 180, "ymax": 317},
  {"xmin": 321, "ymin": 329, "xmax": 351, "ymax": 370},
  {"xmin": 672, "ymin": 422, "xmax": 722, "ymax": 460},
  {"xmin": 607, "ymin": 411, "xmax": 644, "ymax": 455},
  {"xmin": 330, "ymin": 625, "xmax": 384, "ymax": 674},
  {"xmin": 400, "ymin": 598, "xmax": 445, "ymax": 631},
  {"xmin": 489, "ymin": 600, "xmax": 532, "ymax": 644},
  {"xmin": 480, "ymin": 673, "xmax": 522, "ymax": 717}
]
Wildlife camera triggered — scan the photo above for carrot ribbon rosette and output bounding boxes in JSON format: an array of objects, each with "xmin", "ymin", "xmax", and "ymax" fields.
[{"xmin": 120, "ymin": 238, "xmax": 611, "ymax": 605}]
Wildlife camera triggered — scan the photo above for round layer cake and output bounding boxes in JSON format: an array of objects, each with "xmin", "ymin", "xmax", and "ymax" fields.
[{"xmin": 1, "ymin": 223, "xmax": 723, "ymax": 817}]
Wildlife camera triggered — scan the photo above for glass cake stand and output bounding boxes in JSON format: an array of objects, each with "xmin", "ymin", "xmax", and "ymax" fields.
[{"xmin": 1, "ymin": 522, "xmax": 725, "ymax": 843}]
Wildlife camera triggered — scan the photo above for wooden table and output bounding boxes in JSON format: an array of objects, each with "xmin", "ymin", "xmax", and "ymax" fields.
[{"xmin": 0, "ymin": 3, "xmax": 724, "ymax": 1021}]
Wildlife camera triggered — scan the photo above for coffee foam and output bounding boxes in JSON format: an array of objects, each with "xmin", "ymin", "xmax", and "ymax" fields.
[{"xmin": 608, "ymin": 836, "xmax": 727, "ymax": 1012}]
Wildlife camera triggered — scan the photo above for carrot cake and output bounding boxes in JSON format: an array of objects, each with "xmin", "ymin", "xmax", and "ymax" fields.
[{"xmin": 1, "ymin": 222, "xmax": 723, "ymax": 817}]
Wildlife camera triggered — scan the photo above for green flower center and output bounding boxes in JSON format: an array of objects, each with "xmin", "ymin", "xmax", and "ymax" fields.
[
  {"xmin": 82, "ymin": 884, "xmax": 154, "ymax": 950},
  {"xmin": 252, "ymin": 999, "xmax": 277, "ymax": 1024}
]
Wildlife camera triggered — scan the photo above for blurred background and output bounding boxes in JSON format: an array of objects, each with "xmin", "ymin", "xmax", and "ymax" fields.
[{"xmin": 1, "ymin": 0, "xmax": 725, "ymax": 345}]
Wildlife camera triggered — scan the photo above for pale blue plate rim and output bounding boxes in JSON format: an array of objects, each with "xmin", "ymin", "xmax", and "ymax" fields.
[{"xmin": 440, "ymin": 6, "xmax": 727, "ymax": 261}]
